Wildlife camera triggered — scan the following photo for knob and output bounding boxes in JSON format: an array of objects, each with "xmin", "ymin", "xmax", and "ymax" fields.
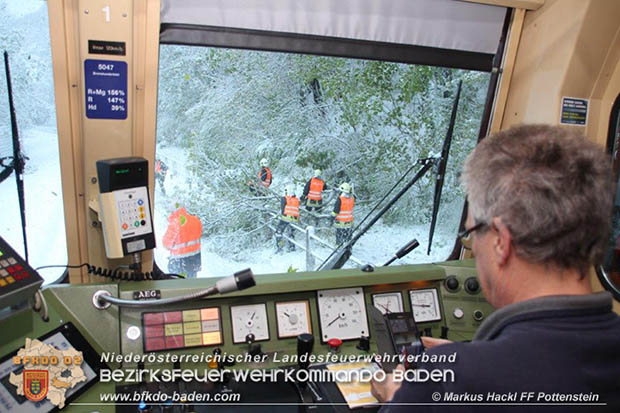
[
  {"xmin": 440, "ymin": 326, "xmax": 449, "ymax": 339},
  {"xmin": 297, "ymin": 333, "xmax": 314, "ymax": 370},
  {"xmin": 327, "ymin": 338, "xmax": 343, "ymax": 352},
  {"xmin": 245, "ymin": 333, "xmax": 255, "ymax": 345},
  {"xmin": 209, "ymin": 348, "xmax": 221, "ymax": 369},
  {"xmin": 249, "ymin": 343, "xmax": 263, "ymax": 357},
  {"xmin": 453, "ymin": 308, "xmax": 464, "ymax": 319},
  {"xmin": 464, "ymin": 277, "xmax": 480, "ymax": 294},
  {"xmin": 473, "ymin": 310, "xmax": 484, "ymax": 321},
  {"xmin": 424, "ymin": 327, "xmax": 433, "ymax": 337},
  {"xmin": 356, "ymin": 336, "xmax": 370, "ymax": 352},
  {"xmin": 445, "ymin": 276, "xmax": 459, "ymax": 292}
]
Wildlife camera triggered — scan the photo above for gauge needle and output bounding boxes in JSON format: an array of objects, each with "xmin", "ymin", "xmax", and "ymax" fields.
[
  {"xmin": 412, "ymin": 304, "xmax": 432, "ymax": 307},
  {"xmin": 378, "ymin": 303, "xmax": 391, "ymax": 313},
  {"xmin": 250, "ymin": 312, "xmax": 256, "ymax": 320},
  {"xmin": 327, "ymin": 315, "xmax": 341, "ymax": 327},
  {"xmin": 284, "ymin": 312, "xmax": 291, "ymax": 318}
]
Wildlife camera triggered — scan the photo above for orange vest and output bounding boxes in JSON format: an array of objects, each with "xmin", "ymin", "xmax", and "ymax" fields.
[
  {"xmin": 308, "ymin": 177, "xmax": 325, "ymax": 200},
  {"xmin": 162, "ymin": 208, "xmax": 202, "ymax": 258},
  {"xmin": 336, "ymin": 196, "xmax": 354, "ymax": 222},
  {"xmin": 283, "ymin": 196, "xmax": 300, "ymax": 220},
  {"xmin": 260, "ymin": 167, "xmax": 272, "ymax": 187}
]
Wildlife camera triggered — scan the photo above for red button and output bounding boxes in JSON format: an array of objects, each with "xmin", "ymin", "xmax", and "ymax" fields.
[
  {"xmin": 145, "ymin": 337, "xmax": 165, "ymax": 352},
  {"xmin": 327, "ymin": 338, "xmax": 343, "ymax": 350},
  {"xmin": 143, "ymin": 313, "xmax": 164, "ymax": 326},
  {"xmin": 163, "ymin": 311, "xmax": 183, "ymax": 323},
  {"xmin": 165, "ymin": 335, "xmax": 184, "ymax": 349},
  {"xmin": 15, "ymin": 265, "xmax": 23, "ymax": 271},
  {"xmin": 7, "ymin": 267, "xmax": 15, "ymax": 274},
  {"xmin": 145, "ymin": 325, "xmax": 164, "ymax": 338},
  {"xmin": 122, "ymin": 223, "xmax": 128, "ymax": 230}
]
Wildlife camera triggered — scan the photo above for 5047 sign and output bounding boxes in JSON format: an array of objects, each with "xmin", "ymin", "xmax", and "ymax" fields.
[{"xmin": 84, "ymin": 59, "xmax": 128, "ymax": 119}]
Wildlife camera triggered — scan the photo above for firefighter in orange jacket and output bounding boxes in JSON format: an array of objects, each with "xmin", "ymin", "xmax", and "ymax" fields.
[
  {"xmin": 275, "ymin": 184, "xmax": 299, "ymax": 253},
  {"xmin": 301, "ymin": 169, "xmax": 329, "ymax": 212},
  {"xmin": 162, "ymin": 204, "xmax": 202, "ymax": 278},
  {"xmin": 249, "ymin": 158, "xmax": 272, "ymax": 195},
  {"xmin": 332, "ymin": 182, "xmax": 355, "ymax": 245}
]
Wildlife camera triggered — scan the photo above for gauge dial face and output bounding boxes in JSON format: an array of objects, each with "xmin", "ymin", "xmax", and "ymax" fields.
[
  {"xmin": 317, "ymin": 287, "xmax": 369, "ymax": 342},
  {"xmin": 275, "ymin": 300, "xmax": 312, "ymax": 338},
  {"xmin": 230, "ymin": 303, "xmax": 270, "ymax": 344},
  {"xmin": 408, "ymin": 288, "xmax": 442, "ymax": 323},
  {"xmin": 372, "ymin": 292, "xmax": 404, "ymax": 314}
]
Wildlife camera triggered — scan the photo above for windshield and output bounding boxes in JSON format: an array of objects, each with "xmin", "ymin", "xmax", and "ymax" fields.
[
  {"xmin": 153, "ymin": 45, "xmax": 490, "ymax": 277},
  {"xmin": 0, "ymin": 1, "xmax": 67, "ymax": 285}
]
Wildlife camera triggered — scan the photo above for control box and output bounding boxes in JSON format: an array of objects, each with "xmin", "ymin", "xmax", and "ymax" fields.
[
  {"xmin": 96, "ymin": 157, "xmax": 155, "ymax": 258},
  {"xmin": 0, "ymin": 235, "xmax": 44, "ymax": 309}
]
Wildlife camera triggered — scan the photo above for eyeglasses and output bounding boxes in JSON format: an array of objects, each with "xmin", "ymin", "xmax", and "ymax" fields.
[{"xmin": 458, "ymin": 222, "xmax": 487, "ymax": 240}]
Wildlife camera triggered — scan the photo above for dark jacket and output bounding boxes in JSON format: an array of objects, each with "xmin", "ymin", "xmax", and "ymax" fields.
[{"xmin": 383, "ymin": 292, "xmax": 620, "ymax": 412}]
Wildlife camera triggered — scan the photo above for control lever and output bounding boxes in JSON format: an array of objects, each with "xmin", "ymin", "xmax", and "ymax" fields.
[
  {"xmin": 297, "ymin": 333, "xmax": 314, "ymax": 371},
  {"xmin": 296, "ymin": 334, "xmax": 323, "ymax": 402},
  {"xmin": 383, "ymin": 238, "xmax": 420, "ymax": 266},
  {"xmin": 245, "ymin": 333, "xmax": 263, "ymax": 357}
]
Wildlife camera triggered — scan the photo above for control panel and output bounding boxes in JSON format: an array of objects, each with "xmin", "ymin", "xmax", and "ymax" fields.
[
  {"xmin": 438, "ymin": 260, "xmax": 496, "ymax": 341},
  {"xmin": 142, "ymin": 307, "xmax": 223, "ymax": 352},
  {"xmin": 0, "ymin": 260, "xmax": 492, "ymax": 412},
  {"xmin": 0, "ymin": 235, "xmax": 43, "ymax": 309}
]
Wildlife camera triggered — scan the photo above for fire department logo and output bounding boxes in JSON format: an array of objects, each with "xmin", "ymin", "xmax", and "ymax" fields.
[{"xmin": 23, "ymin": 370, "xmax": 49, "ymax": 402}]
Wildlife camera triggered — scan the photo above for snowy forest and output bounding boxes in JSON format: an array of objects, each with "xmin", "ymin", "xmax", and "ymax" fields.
[
  {"xmin": 0, "ymin": 1, "xmax": 491, "ymax": 281},
  {"xmin": 154, "ymin": 45, "xmax": 490, "ymax": 272}
]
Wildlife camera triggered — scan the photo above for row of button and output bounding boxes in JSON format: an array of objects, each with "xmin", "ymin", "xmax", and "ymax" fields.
[
  {"xmin": 0, "ymin": 260, "xmax": 29, "ymax": 287},
  {"xmin": 143, "ymin": 308, "xmax": 223, "ymax": 352},
  {"xmin": 0, "ymin": 257, "xmax": 18, "ymax": 268}
]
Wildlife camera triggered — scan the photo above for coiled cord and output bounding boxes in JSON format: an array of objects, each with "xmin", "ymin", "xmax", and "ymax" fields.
[{"xmin": 35, "ymin": 263, "xmax": 184, "ymax": 281}]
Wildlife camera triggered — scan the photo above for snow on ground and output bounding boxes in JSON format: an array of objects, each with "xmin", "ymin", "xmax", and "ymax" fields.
[
  {"xmin": 153, "ymin": 146, "xmax": 456, "ymax": 278},
  {"xmin": 0, "ymin": 128, "xmax": 456, "ymax": 284},
  {"xmin": 0, "ymin": 126, "xmax": 67, "ymax": 284}
]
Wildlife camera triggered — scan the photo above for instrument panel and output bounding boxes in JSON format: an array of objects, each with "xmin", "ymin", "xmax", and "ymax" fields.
[{"xmin": 118, "ymin": 267, "xmax": 451, "ymax": 359}]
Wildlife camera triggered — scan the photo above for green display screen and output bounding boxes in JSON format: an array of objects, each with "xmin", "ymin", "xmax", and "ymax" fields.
[{"xmin": 115, "ymin": 168, "xmax": 130, "ymax": 175}]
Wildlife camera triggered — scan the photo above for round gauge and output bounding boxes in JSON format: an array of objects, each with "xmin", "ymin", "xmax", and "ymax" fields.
[
  {"xmin": 317, "ymin": 287, "xmax": 369, "ymax": 342},
  {"xmin": 230, "ymin": 303, "xmax": 270, "ymax": 344},
  {"xmin": 372, "ymin": 292, "xmax": 404, "ymax": 314},
  {"xmin": 275, "ymin": 300, "xmax": 312, "ymax": 338},
  {"xmin": 409, "ymin": 288, "xmax": 442, "ymax": 323}
]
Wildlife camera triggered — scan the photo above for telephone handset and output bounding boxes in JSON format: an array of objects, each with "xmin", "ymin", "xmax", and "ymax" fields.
[{"xmin": 96, "ymin": 157, "xmax": 156, "ymax": 259}]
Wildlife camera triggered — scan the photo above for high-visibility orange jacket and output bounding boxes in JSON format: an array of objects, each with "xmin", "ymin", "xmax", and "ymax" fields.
[
  {"xmin": 307, "ymin": 177, "xmax": 325, "ymax": 201},
  {"xmin": 281, "ymin": 196, "xmax": 300, "ymax": 221},
  {"xmin": 162, "ymin": 208, "xmax": 202, "ymax": 258},
  {"xmin": 334, "ymin": 195, "xmax": 354, "ymax": 223},
  {"xmin": 259, "ymin": 167, "xmax": 272, "ymax": 187}
]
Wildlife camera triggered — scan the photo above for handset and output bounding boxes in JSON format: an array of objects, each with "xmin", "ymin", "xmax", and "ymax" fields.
[{"xmin": 96, "ymin": 157, "xmax": 156, "ymax": 258}]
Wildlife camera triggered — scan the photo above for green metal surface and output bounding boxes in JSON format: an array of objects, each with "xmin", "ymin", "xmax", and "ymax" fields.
[{"xmin": 0, "ymin": 260, "xmax": 490, "ymax": 411}]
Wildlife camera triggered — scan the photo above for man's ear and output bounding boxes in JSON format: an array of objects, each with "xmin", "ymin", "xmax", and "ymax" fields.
[{"xmin": 491, "ymin": 216, "xmax": 512, "ymax": 265}]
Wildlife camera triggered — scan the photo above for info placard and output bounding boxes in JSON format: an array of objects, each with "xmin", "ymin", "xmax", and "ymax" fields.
[
  {"xmin": 560, "ymin": 97, "xmax": 588, "ymax": 126},
  {"xmin": 84, "ymin": 59, "xmax": 127, "ymax": 120}
]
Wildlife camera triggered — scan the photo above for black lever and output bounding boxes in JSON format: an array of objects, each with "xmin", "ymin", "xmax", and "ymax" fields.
[
  {"xmin": 384, "ymin": 238, "xmax": 420, "ymax": 266},
  {"xmin": 297, "ymin": 333, "xmax": 314, "ymax": 371}
]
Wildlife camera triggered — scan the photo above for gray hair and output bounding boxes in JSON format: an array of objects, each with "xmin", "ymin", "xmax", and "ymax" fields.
[{"xmin": 461, "ymin": 124, "xmax": 614, "ymax": 275}]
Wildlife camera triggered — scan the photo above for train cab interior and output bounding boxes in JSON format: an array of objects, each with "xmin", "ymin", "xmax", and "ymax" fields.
[{"xmin": 0, "ymin": 0, "xmax": 620, "ymax": 411}]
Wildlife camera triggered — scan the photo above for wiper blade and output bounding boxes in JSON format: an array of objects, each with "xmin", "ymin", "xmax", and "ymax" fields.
[{"xmin": 427, "ymin": 80, "xmax": 463, "ymax": 255}]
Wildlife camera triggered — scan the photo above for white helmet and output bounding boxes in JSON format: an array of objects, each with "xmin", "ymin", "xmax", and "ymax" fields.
[
  {"xmin": 339, "ymin": 182, "xmax": 352, "ymax": 194},
  {"xmin": 260, "ymin": 158, "xmax": 269, "ymax": 167},
  {"xmin": 313, "ymin": 169, "xmax": 321, "ymax": 177},
  {"xmin": 285, "ymin": 184, "xmax": 296, "ymax": 196}
]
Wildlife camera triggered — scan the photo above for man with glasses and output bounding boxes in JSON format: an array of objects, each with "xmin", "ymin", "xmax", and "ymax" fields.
[{"xmin": 372, "ymin": 124, "xmax": 620, "ymax": 411}]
